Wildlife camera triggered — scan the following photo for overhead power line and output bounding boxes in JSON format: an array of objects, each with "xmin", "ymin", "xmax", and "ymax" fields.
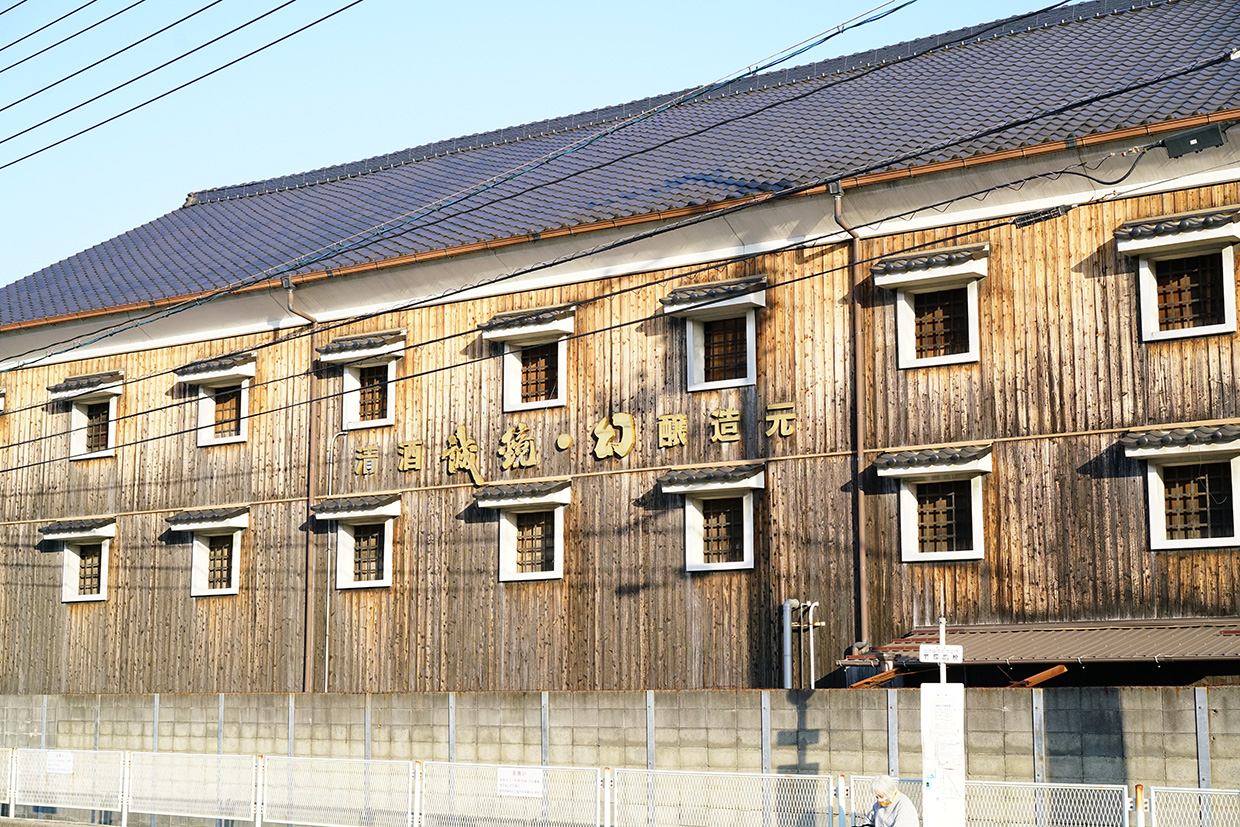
[
  {"xmin": 0, "ymin": 0, "xmax": 32, "ymax": 19},
  {"xmin": 0, "ymin": 0, "xmax": 101, "ymax": 54}
]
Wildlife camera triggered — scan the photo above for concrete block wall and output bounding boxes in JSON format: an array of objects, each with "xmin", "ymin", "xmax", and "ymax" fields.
[{"xmin": 0, "ymin": 687, "xmax": 1233, "ymax": 789}]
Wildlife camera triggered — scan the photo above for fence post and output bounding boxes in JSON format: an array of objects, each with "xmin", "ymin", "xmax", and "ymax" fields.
[
  {"xmin": 760, "ymin": 692, "xmax": 771, "ymax": 775},
  {"xmin": 447, "ymin": 694, "xmax": 456, "ymax": 763},
  {"xmin": 254, "ymin": 756, "xmax": 265, "ymax": 827},
  {"xmin": 411, "ymin": 761, "xmax": 422, "ymax": 827},
  {"xmin": 601, "ymin": 768, "xmax": 612, "ymax": 827},
  {"xmin": 120, "ymin": 752, "xmax": 130, "ymax": 827},
  {"xmin": 887, "ymin": 689, "xmax": 899, "ymax": 778},
  {"xmin": 1195, "ymin": 687, "xmax": 1212, "ymax": 788},
  {"xmin": 837, "ymin": 774, "xmax": 847, "ymax": 827},
  {"xmin": 1134, "ymin": 784, "xmax": 1145, "ymax": 827},
  {"xmin": 541, "ymin": 692, "xmax": 550, "ymax": 768}
]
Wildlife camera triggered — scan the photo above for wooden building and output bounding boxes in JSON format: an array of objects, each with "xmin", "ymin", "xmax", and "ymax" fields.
[{"xmin": 1, "ymin": 0, "xmax": 1239, "ymax": 693}]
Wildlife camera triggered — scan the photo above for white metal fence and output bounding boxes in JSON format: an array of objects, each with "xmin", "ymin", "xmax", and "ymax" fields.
[
  {"xmin": 1147, "ymin": 786, "xmax": 1240, "ymax": 827},
  {"xmin": 849, "ymin": 775, "xmax": 1129, "ymax": 827},
  {"xmin": 263, "ymin": 756, "xmax": 414, "ymax": 827},
  {"xmin": 420, "ymin": 761, "xmax": 601, "ymax": 827},
  {"xmin": 128, "ymin": 751, "xmax": 258, "ymax": 821},
  {"xmin": 11, "ymin": 748, "xmax": 126, "ymax": 813},
  {"xmin": 612, "ymin": 768, "xmax": 837, "ymax": 827},
  {"xmin": 0, "ymin": 749, "xmax": 9, "ymax": 808}
]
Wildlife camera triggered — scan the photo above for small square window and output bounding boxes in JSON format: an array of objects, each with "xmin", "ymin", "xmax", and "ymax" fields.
[
  {"xmin": 475, "ymin": 480, "xmax": 571, "ymax": 582},
  {"xmin": 515, "ymin": 510, "xmax": 557, "ymax": 573},
  {"xmin": 1161, "ymin": 462, "xmax": 1234, "ymax": 541},
  {"xmin": 659, "ymin": 464, "xmax": 764, "ymax": 572},
  {"xmin": 702, "ymin": 317, "xmax": 748, "ymax": 383},
  {"xmin": 166, "ymin": 507, "xmax": 248, "ymax": 597},
  {"xmin": 313, "ymin": 495, "xmax": 401, "ymax": 589},
  {"xmin": 519, "ymin": 342, "xmax": 559, "ymax": 404},
  {"xmin": 1153, "ymin": 254, "xmax": 1225, "ymax": 331},
  {"xmin": 876, "ymin": 445, "xmax": 991, "ymax": 562},
  {"xmin": 76, "ymin": 543, "xmax": 103, "ymax": 595},
  {"xmin": 701, "ymin": 496, "xmax": 745, "ymax": 564},
  {"xmin": 316, "ymin": 331, "xmax": 405, "ymax": 430},
  {"xmin": 481, "ymin": 307, "xmax": 574, "ymax": 413},
  {"xmin": 84, "ymin": 403, "xmax": 110, "ymax": 453},
  {"xmin": 661, "ymin": 277, "xmax": 766, "ymax": 393},
  {"xmin": 351, "ymin": 523, "xmax": 386, "ymax": 582},
  {"xmin": 1124, "ymin": 430, "xmax": 1240, "ymax": 551},
  {"xmin": 356, "ymin": 364, "xmax": 390, "ymax": 423},
  {"xmin": 39, "ymin": 519, "xmax": 115, "ymax": 603},
  {"xmin": 211, "ymin": 385, "xmax": 243, "ymax": 439},
  {"xmin": 206, "ymin": 535, "xmax": 234, "ymax": 590},
  {"xmin": 873, "ymin": 245, "xmax": 987, "ymax": 369},
  {"xmin": 176, "ymin": 354, "xmax": 255, "ymax": 447}
]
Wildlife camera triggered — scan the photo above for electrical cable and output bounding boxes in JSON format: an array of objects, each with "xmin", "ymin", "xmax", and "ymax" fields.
[
  {"xmin": 0, "ymin": 0, "xmax": 32, "ymax": 18},
  {"xmin": 0, "ymin": 0, "xmax": 150, "ymax": 78},
  {"xmin": 0, "ymin": 0, "xmax": 101, "ymax": 55},
  {"xmin": 0, "ymin": 145, "xmax": 1163, "ymax": 458},
  {"xmin": 0, "ymin": 0, "xmax": 300, "ymax": 131}
]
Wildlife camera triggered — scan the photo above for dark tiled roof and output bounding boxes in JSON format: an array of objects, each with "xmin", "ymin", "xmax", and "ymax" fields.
[
  {"xmin": 315, "ymin": 330, "xmax": 405, "ymax": 357},
  {"xmin": 175, "ymin": 352, "xmax": 256, "ymax": 377},
  {"xmin": 874, "ymin": 444, "xmax": 992, "ymax": 469},
  {"xmin": 1113, "ymin": 205, "xmax": 1240, "ymax": 241},
  {"xmin": 658, "ymin": 461, "xmax": 765, "ymax": 487},
  {"xmin": 660, "ymin": 277, "xmax": 767, "ymax": 307},
  {"xmin": 474, "ymin": 479, "xmax": 572, "ymax": 504},
  {"xmin": 4, "ymin": 0, "xmax": 1239, "ymax": 326},
  {"xmin": 311, "ymin": 493, "xmax": 401, "ymax": 515},
  {"xmin": 849, "ymin": 618, "xmax": 1240, "ymax": 666},
  {"xmin": 870, "ymin": 244, "xmax": 988, "ymax": 276},
  {"xmin": 39, "ymin": 517, "xmax": 114, "ymax": 535},
  {"xmin": 165, "ymin": 506, "xmax": 249, "ymax": 526},
  {"xmin": 478, "ymin": 304, "xmax": 575, "ymax": 332},
  {"xmin": 46, "ymin": 371, "xmax": 123, "ymax": 395},
  {"xmin": 1119, "ymin": 424, "xmax": 1240, "ymax": 450}
]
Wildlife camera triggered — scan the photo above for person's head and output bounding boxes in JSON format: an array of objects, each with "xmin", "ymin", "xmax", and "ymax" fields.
[{"xmin": 872, "ymin": 775, "xmax": 898, "ymax": 807}]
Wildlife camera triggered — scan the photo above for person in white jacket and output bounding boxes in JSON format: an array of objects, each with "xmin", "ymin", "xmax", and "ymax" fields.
[{"xmin": 866, "ymin": 775, "xmax": 920, "ymax": 827}]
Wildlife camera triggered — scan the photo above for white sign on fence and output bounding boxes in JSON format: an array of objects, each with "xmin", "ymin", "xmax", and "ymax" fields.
[
  {"xmin": 918, "ymin": 644, "xmax": 963, "ymax": 664},
  {"xmin": 496, "ymin": 766, "xmax": 544, "ymax": 798},
  {"xmin": 44, "ymin": 751, "xmax": 73, "ymax": 775},
  {"xmin": 921, "ymin": 682, "xmax": 966, "ymax": 827}
]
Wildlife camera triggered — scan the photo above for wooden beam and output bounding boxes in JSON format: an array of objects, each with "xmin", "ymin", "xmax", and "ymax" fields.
[
  {"xmin": 1009, "ymin": 665, "xmax": 1068, "ymax": 688},
  {"xmin": 850, "ymin": 668, "xmax": 902, "ymax": 688}
]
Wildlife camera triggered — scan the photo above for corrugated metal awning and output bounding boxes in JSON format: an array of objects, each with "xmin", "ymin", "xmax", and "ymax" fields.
[{"xmin": 848, "ymin": 618, "xmax": 1240, "ymax": 666}]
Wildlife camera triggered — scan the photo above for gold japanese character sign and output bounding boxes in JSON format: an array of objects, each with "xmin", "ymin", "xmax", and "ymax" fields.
[
  {"xmin": 498, "ymin": 423, "xmax": 538, "ymax": 470},
  {"xmin": 440, "ymin": 425, "xmax": 484, "ymax": 486},
  {"xmin": 709, "ymin": 409, "xmax": 741, "ymax": 443},
  {"xmin": 397, "ymin": 440, "xmax": 424, "ymax": 472},
  {"xmin": 764, "ymin": 402, "xmax": 796, "ymax": 438},
  {"xmin": 656, "ymin": 413, "xmax": 688, "ymax": 448},
  {"xmin": 354, "ymin": 445, "xmax": 379, "ymax": 475},
  {"xmin": 592, "ymin": 412, "xmax": 636, "ymax": 459}
]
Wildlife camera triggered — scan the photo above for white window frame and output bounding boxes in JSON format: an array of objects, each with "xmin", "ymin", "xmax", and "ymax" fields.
[
  {"xmin": 481, "ymin": 312, "xmax": 574, "ymax": 413},
  {"xmin": 173, "ymin": 512, "xmax": 249, "ymax": 597},
  {"xmin": 177, "ymin": 361, "xmax": 255, "ymax": 448},
  {"xmin": 877, "ymin": 454, "xmax": 991, "ymax": 562},
  {"xmin": 662, "ymin": 472, "xmax": 764, "ymax": 572},
  {"xmin": 43, "ymin": 522, "xmax": 115, "ymax": 603},
  {"xmin": 61, "ymin": 384, "xmax": 122, "ymax": 460},
  {"xmin": 873, "ymin": 249, "xmax": 988, "ymax": 369},
  {"xmin": 319, "ymin": 336, "xmax": 404, "ymax": 431},
  {"xmin": 1117, "ymin": 227, "xmax": 1239, "ymax": 342},
  {"xmin": 1123, "ymin": 440, "xmax": 1240, "ymax": 550},
  {"xmin": 663, "ymin": 291, "xmax": 764, "ymax": 392},
  {"xmin": 329, "ymin": 500, "xmax": 401, "ymax": 589},
  {"xmin": 476, "ymin": 483, "xmax": 571, "ymax": 582}
]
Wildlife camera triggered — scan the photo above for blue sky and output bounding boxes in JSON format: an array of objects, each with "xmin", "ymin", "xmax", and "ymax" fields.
[{"xmin": 0, "ymin": 0, "xmax": 1055, "ymax": 288}]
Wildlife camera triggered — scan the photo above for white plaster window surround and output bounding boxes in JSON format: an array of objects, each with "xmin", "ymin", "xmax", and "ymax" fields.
[
  {"xmin": 1121, "ymin": 426, "xmax": 1240, "ymax": 551},
  {"xmin": 40, "ymin": 519, "xmax": 116, "ymax": 603},
  {"xmin": 316, "ymin": 330, "xmax": 405, "ymax": 430},
  {"xmin": 313, "ymin": 495, "xmax": 401, "ymax": 589},
  {"xmin": 661, "ymin": 277, "xmax": 766, "ymax": 392},
  {"xmin": 659, "ymin": 463, "xmax": 764, "ymax": 572},
  {"xmin": 474, "ymin": 480, "xmax": 572, "ymax": 582},
  {"xmin": 174, "ymin": 355, "xmax": 256, "ymax": 447},
  {"xmin": 872, "ymin": 245, "xmax": 988, "ymax": 369},
  {"xmin": 479, "ymin": 306, "xmax": 575, "ymax": 413},
  {"xmin": 1115, "ymin": 207, "xmax": 1240, "ymax": 343},
  {"xmin": 165, "ymin": 507, "xmax": 249, "ymax": 597},
  {"xmin": 47, "ymin": 371, "xmax": 124, "ymax": 460},
  {"xmin": 875, "ymin": 445, "xmax": 992, "ymax": 562}
]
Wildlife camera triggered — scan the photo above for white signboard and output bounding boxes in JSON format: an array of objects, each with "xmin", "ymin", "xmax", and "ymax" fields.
[
  {"xmin": 919, "ymin": 644, "xmax": 963, "ymax": 664},
  {"xmin": 45, "ymin": 751, "xmax": 74, "ymax": 775},
  {"xmin": 496, "ymin": 766, "xmax": 544, "ymax": 798},
  {"xmin": 921, "ymin": 682, "xmax": 966, "ymax": 827}
]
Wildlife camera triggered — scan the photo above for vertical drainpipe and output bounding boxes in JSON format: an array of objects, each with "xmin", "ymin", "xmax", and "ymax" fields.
[
  {"xmin": 832, "ymin": 187, "xmax": 869, "ymax": 649},
  {"xmin": 285, "ymin": 276, "xmax": 320, "ymax": 693}
]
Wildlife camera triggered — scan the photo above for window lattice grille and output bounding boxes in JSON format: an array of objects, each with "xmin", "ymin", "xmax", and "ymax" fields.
[
  {"xmin": 357, "ymin": 365, "xmax": 389, "ymax": 421},
  {"xmin": 703, "ymin": 317, "xmax": 747, "ymax": 382},
  {"xmin": 77, "ymin": 544, "xmax": 102, "ymax": 595},
  {"xmin": 515, "ymin": 511, "xmax": 555, "ymax": 573},
  {"xmin": 1155, "ymin": 254, "xmax": 1224, "ymax": 330},
  {"xmin": 207, "ymin": 534, "xmax": 233, "ymax": 590},
  {"xmin": 85, "ymin": 402, "xmax": 110, "ymax": 453},
  {"xmin": 520, "ymin": 343, "xmax": 558, "ymax": 403},
  {"xmin": 352, "ymin": 523, "xmax": 385, "ymax": 581},
  {"xmin": 916, "ymin": 480, "xmax": 973, "ymax": 554},
  {"xmin": 702, "ymin": 497, "xmax": 744, "ymax": 564},
  {"xmin": 1163, "ymin": 462, "xmax": 1234, "ymax": 540},
  {"xmin": 913, "ymin": 288, "xmax": 969, "ymax": 358},
  {"xmin": 213, "ymin": 385, "xmax": 242, "ymax": 437}
]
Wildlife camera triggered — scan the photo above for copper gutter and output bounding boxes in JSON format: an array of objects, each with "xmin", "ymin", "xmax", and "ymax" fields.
[{"xmin": 5, "ymin": 107, "xmax": 1239, "ymax": 335}]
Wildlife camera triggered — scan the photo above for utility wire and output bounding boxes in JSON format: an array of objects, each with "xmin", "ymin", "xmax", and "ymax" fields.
[
  {"xmin": 0, "ymin": 145, "xmax": 1158, "ymax": 452},
  {"xmin": 0, "ymin": 0, "xmax": 100, "ymax": 54},
  {"xmin": 0, "ymin": 0, "xmax": 214, "ymax": 95},
  {"xmin": 0, "ymin": 0, "xmax": 149, "ymax": 78},
  {"xmin": 0, "ymin": 0, "xmax": 32, "ymax": 18},
  {"xmin": 0, "ymin": 0, "xmax": 299, "ymax": 130}
]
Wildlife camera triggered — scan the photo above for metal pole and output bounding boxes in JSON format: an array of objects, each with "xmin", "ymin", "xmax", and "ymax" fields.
[{"xmin": 938, "ymin": 616, "xmax": 947, "ymax": 684}]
